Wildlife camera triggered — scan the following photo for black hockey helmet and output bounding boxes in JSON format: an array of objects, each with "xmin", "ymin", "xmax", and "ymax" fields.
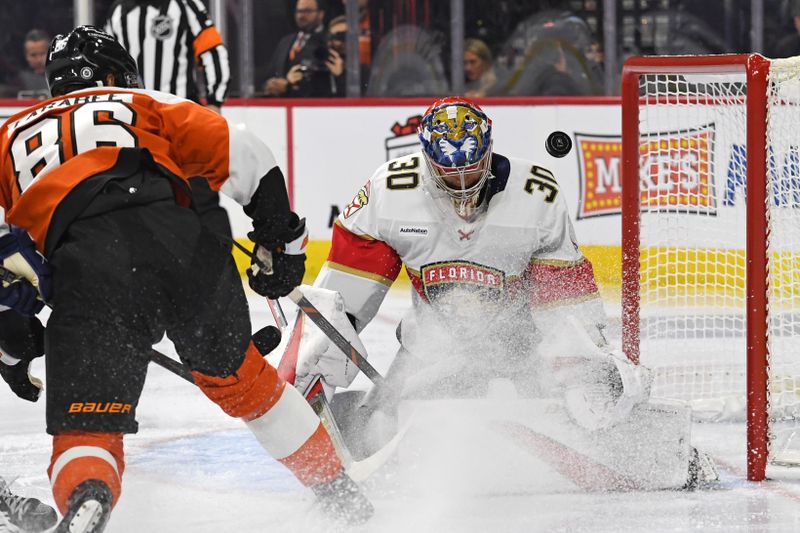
[{"xmin": 45, "ymin": 25, "xmax": 139, "ymax": 97}]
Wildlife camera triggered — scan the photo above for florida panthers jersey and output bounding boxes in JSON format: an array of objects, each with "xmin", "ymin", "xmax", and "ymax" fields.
[
  {"xmin": 0, "ymin": 87, "xmax": 274, "ymax": 255},
  {"xmin": 316, "ymin": 151, "xmax": 605, "ymax": 358}
]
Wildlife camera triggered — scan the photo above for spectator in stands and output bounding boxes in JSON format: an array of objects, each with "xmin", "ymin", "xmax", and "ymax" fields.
[
  {"xmin": 528, "ymin": 42, "xmax": 583, "ymax": 96},
  {"xmin": 327, "ymin": 15, "xmax": 347, "ymax": 96},
  {"xmin": 774, "ymin": 0, "xmax": 800, "ymax": 57},
  {"xmin": 263, "ymin": 0, "xmax": 335, "ymax": 97},
  {"xmin": 14, "ymin": 29, "xmax": 50, "ymax": 98},
  {"xmin": 464, "ymin": 38, "xmax": 496, "ymax": 98}
]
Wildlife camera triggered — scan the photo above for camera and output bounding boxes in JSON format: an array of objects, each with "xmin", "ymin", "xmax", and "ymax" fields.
[{"xmin": 298, "ymin": 44, "xmax": 330, "ymax": 74}]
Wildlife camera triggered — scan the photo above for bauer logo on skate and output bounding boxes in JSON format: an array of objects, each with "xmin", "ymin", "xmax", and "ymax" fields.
[
  {"xmin": 420, "ymin": 261, "xmax": 505, "ymax": 301},
  {"xmin": 68, "ymin": 402, "xmax": 132, "ymax": 414},
  {"xmin": 575, "ymin": 125, "xmax": 716, "ymax": 218}
]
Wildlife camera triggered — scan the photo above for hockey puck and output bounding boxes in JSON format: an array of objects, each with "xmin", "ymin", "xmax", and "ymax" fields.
[{"xmin": 545, "ymin": 131, "xmax": 572, "ymax": 158}]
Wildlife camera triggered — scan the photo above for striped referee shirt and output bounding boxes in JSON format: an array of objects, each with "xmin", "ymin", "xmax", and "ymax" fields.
[{"xmin": 105, "ymin": 0, "xmax": 230, "ymax": 106}]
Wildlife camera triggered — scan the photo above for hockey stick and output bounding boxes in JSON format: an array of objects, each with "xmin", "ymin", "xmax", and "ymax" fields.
[{"xmin": 148, "ymin": 349, "xmax": 194, "ymax": 383}]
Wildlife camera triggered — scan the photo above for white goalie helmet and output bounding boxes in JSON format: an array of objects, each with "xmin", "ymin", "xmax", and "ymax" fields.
[{"xmin": 417, "ymin": 97, "xmax": 493, "ymax": 219}]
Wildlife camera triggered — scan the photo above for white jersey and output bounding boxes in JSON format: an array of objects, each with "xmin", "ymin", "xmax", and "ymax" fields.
[{"xmin": 316, "ymin": 151, "xmax": 605, "ymax": 362}]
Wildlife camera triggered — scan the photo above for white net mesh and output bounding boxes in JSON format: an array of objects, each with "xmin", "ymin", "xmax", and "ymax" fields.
[
  {"xmin": 635, "ymin": 58, "xmax": 800, "ymax": 458},
  {"xmin": 637, "ymin": 72, "xmax": 749, "ymax": 417},
  {"xmin": 765, "ymin": 57, "xmax": 800, "ymax": 429}
]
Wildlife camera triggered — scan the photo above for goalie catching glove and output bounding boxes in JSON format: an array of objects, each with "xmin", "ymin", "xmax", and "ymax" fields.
[
  {"xmin": 247, "ymin": 213, "xmax": 308, "ymax": 299},
  {"xmin": 0, "ymin": 227, "xmax": 51, "ymax": 316},
  {"xmin": 544, "ymin": 316, "xmax": 652, "ymax": 432},
  {"xmin": 562, "ymin": 350, "xmax": 653, "ymax": 431},
  {"xmin": 273, "ymin": 286, "xmax": 368, "ymax": 394}
]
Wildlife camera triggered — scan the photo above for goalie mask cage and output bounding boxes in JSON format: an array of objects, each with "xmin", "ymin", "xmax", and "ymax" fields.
[{"xmin": 621, "ymin": 54, "xmax": 800, "ymax": 482}]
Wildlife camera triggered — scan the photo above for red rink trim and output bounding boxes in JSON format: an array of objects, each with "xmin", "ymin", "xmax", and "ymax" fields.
[
  {"xmin": 528, "ymin": 259, "xmax": 599, "ymax": 306},
  {"xmin": 328, "ymin": 223, "xmax": 402, "ymax": 281}
]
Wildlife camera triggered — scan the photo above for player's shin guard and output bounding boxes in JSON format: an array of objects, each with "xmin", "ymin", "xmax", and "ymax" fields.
[
  {"xmin": 48, "ymin": 432, "xmax": 123, "ymax": 517},
  {"xmin": 193, "ymin": 342, "xmax": 343, "ymax": 486}
]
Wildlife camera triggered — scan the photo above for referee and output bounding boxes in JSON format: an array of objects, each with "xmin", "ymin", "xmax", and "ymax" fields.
[{"xmin": 105, "ymin": 0, "xmax": 230, "ymax": 113}]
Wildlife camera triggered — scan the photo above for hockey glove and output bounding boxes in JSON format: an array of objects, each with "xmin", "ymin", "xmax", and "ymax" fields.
[
  {"xmin": 0, "ymin": 313, "xmax": 45, "ymax": 402},
  {"xmin": 0, "ymin": 227, "xmax": 52, "ymax": 316},
  {"xmin": 247, "ymin": 215, "xmax": 307, "ymax": 299},
  {"xmin": 0, "ymin": 358, "xmax": 42, "ymax": 402}
]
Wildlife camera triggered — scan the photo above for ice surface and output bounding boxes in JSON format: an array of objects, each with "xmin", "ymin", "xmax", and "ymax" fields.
[{"xmin": 4, "ymin": 290, "xmax": 800, "ymax": 532}]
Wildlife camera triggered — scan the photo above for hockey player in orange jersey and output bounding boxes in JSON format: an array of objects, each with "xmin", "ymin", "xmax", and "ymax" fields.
[{"xmin": 0, "ymin": 26, "xmax": 371, "ymax": 532}]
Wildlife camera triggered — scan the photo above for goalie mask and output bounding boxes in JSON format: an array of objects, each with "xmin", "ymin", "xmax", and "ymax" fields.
[
  {"xmin": 46, "ymin": 25, "xmax": 140, "ymax": 97},
  {"xmin": 418, "ymin": 97, "xmax": 493, "ymax": 219}
]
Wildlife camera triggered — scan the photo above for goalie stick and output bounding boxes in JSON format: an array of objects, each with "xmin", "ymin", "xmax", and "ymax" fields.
[{"xmin": 268, "ymin": 296, "xmax": 403, "ymax": 481}]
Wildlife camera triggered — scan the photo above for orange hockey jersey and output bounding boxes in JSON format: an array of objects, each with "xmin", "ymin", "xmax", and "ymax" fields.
[{"xmin": 0, "ymin": 87, "xmax": 276, "ymax": 255}]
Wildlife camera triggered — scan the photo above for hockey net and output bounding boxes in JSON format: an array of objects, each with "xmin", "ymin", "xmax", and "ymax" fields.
[{"xmin": 621, "ymin": 54, "xmax": 800, "ymax": 480}]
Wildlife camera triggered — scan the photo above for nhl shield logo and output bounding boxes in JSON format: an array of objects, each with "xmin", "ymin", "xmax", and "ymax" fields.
[{"xmin": 151, "ymin": 15, "xmax": 174, "ymax": 40}]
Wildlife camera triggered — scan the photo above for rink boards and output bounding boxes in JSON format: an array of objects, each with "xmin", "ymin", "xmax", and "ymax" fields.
[{"xmin": 0, "ymin": 96, "xmax": 778, "ymax": 295}]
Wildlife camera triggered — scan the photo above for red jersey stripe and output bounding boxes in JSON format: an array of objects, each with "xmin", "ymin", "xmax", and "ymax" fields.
[{"xmin": 328, "ymin": 222, "xmax": 402, "ymax": 282}]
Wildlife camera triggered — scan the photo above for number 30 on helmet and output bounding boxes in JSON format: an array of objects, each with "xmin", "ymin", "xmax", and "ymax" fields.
[
  {"xmin": 45, "ymin": 25, "xmax": 140, "ymax": 97},
  {"xmin": 417, "ymin": 97, "xmax": 493, "ymax": 219}
]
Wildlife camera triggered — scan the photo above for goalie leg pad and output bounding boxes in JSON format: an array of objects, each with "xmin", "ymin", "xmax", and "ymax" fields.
[{"xmin": 591, "ymin": 401, "xmax": 696, "ymax": 490}]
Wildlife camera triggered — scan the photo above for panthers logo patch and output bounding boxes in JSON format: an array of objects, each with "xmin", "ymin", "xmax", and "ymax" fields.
[{"xmin": 343, "ymin": 181, "xmax": 370, "ymax": 219}]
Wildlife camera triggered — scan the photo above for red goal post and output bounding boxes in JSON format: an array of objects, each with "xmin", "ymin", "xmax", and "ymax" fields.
[{"xmin": 620, "ymin": 54, "xmax": 776, "ymax": 481}]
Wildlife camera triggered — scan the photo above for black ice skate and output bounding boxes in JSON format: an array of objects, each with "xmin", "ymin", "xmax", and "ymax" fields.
[
  {"xmin": 55, "ymin": 480, "xmax": 112, "ymax": 533},
  {"xmin": 311, "ymin": 470, "xmax": 374, "ymax": 525},
  {"xmin": 0, "ymin": 477, "xmax": 57, "ymax": 532}
]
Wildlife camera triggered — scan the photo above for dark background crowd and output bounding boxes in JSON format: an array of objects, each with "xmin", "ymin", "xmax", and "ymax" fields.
[{"xmin": 1, "ymin": 0, "xmax": 800, "ymax": 100}]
